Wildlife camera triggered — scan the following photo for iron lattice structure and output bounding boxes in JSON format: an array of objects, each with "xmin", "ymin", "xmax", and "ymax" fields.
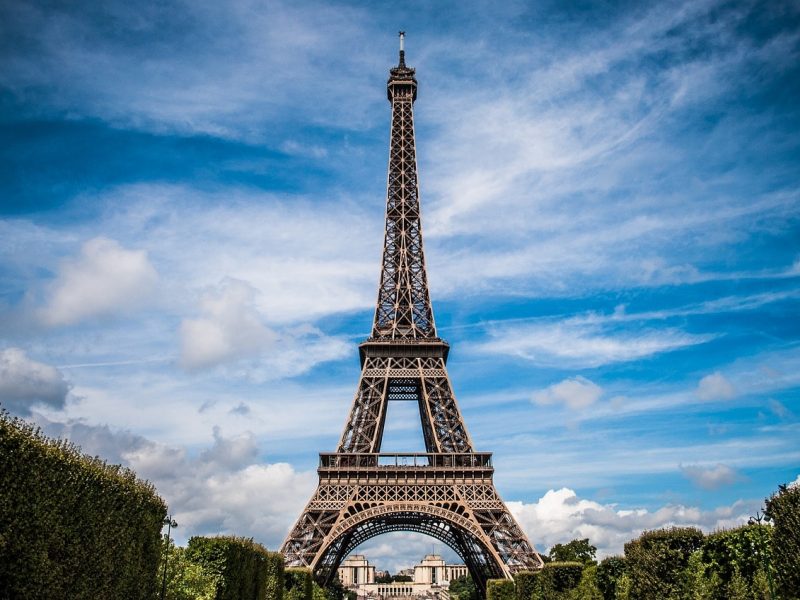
[{"xmin": 281, "ymin": 37, "xmax": 543, "ymax": 594}]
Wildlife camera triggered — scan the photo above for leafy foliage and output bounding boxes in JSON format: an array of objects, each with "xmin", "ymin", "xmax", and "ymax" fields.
[
  {"xmin": 0, "ymin": 409, "xmax": 167, "ymax": 599},
  {"xmin": 595, "ymin": 556, "xmax": 626, "ymax": 600},
  {"xmin": 701, "ymin": 524, "xmax": 772, "ymax": 599},
  {"xmin": 487, "ymin": 579, "xmax": 516, "ymax": 600},
  {"xmin": 542, "ymin": 562, "xmax": 585, "ymax": 597},
  {"xmin": 512, "ymin": 562, "xmax": 585, "ymax": 599},
  {"xmin": 160, "ymin": 540, "xmax": 220, "ymax": 600},
  {"xmin": 514, "ymin": 571, "xmax": 538, "ymax": 600},
  {"xmin": 765, "ymin": 481, "xmax": 800, "ymax": 599},
  {"xmin": 285, "ymin": 567, "xmax": 313, "ymax": 600},
  {"xmin": 186, "ymin": 535, "xmax": 284, "ymax": 600},
  {"xmin": 571, "ymin": 565, "xmax": 603, "ymax": 600},
  {"xmin": 549, "ymin": 539, "xmax": 598, "ymax": 565},
  {"xmin": 324, "ymin": 575, "xmax": 348, "ymax": 600},
  {"xmin": 623, "ymin": 527, "xmax": 704, "ymax": 600},
  {"xmin": 449, "ymin": 574, "xmax": 480, "ymax": 600}
]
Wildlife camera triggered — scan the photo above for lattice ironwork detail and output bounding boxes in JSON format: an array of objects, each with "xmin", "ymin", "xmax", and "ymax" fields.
[
  {"xmin": 281, "ymin": 39, "xmax": 543, "ymax": 598},
  {"xmin": 337, "ymin": 356, "xmax": 473, "ymax": 454}
]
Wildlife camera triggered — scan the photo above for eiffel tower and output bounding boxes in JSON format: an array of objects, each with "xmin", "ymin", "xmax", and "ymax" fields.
[{"xmin": 281, "ymin": 34, "xmax": 543, "ymax": 594}]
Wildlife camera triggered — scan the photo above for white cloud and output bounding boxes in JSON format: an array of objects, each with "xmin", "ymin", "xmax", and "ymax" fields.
[
  {"xmin": 508, "ymin": 487, "xmax": 757, "ymax": 558},
  {"xmin": 789, "ymin": 474, "xmax": 800, "ymax": 489},
  {"xmin": 180, "ymin": 278, "xmax": 276, "ymax": 370},
  {"xmin": 179, "ymin": 278, "xmax": 349, "ymax": 376},
  {"xmin": 680, "ymin": 463, "xmax": 741, "ymax": 490},
  {"xmin": 696, "ymin": 372, "xmax": 736, "ymax": 401},
  {"xmin": 0, "ymin": 348, "xmax": 70, "ymax": 416},
  {"xmin": 126, "ymin": 429, "xmax": 317, "ymax": 549},
  {"xmin": 532, "ymin": 376, "xmax": 602, "ymax": 410},
  {"xmin": 38, "ymin": 417, "xmax": 316, "ymax": 549},
  {"xmin": 39, "ymin": 237, "xmax": 158, "ymax": 326},
  {"xmin": 478, "ymin": 318, "xmax": 714, "ymax": 368}
]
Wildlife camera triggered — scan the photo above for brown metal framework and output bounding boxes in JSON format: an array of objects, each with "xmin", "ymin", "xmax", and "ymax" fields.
[{"xmin": 281, "ymin": 36, "xmax": 543, "ymax": 595}]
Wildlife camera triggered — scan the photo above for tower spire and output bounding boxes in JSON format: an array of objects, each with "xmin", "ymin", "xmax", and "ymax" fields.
[{"xmin": 373, "ymin": 34, "xmax": 430, "ymax": 340}]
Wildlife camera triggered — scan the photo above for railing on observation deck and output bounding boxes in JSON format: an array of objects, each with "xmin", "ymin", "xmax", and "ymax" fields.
[{"xmin": 318, "ymin": 453, "xmax": 492, "ymax": 469}]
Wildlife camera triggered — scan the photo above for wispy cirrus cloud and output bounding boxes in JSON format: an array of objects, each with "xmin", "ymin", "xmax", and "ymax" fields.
[
  {"xmin": 477, "ymin": 318, "xmax": 714, "ymax": 368},
  {"xmin": 0, "ymin": 0, "xmax": 382, "ymax": 140}
]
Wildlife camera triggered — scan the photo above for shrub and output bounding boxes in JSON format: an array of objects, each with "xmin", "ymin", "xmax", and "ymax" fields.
[
  {"xmin": 487, "ymin": 578, "xmax": 516, "ymax": 600},
  {"xmin": 0, "ymin": 410, "xmax": 167, "ymax": 599},
  {"xmin": 159, "ymin": 540, "xmax": 220, "ymax": 600},
  {"xmin": 312, "ymin": 582, "xmax": 327, "ymax": 600},
  {"xmin": 623, "ymin": 527, "xmax": 703, "ymax": 600},
  {"xmin": 572, "ymin": 565, "xmax": 603, "ymax": 600},
  {"xmin": 701, "ymin": 524, "xmax": 772, "ymax": 599},
  {"xmin": 186, "ymin": 535, "xmax": 283, "ymax": 600},
  {"xmin": 450, "ymin": 574, "xmax": 479, "ymax": 600},
  {"xmin": 765, "ymin": 481, "xmax": 800, "ymax": 598},
  {"xmin": 285, "ymin": 567, "xmax": 313, "ymax": 600},
  {"xmin": 596, "ymin": 556, "xmax": 625, "ymax": 600}
]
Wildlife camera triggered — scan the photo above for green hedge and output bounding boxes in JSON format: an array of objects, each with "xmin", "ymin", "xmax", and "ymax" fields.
[
  {"xmin": 512, "ymin": 563, "xmax": 584, "ymax": 600},
  {"xmin": 624, "ymin": 527, "xmax": 703, "ymax": 600},
  {"xmin": 285, "ymin": 567, "xmax": 313, "ymax": 600},
  {"xmin": 0, "ymin": 410, "xmax": 167, "ymax": 600},
  {"xmin": 186, "ymin": 535, "xmax": 284, "ymax": 600},
  {"xmin": 513, "ymin": 570, "xmax": 538, "ymax": 600},
  {"xmin": 487, "ymin": 578, "xmax": 516, "ymax": 600},
  {"xmin": 542, "ymin": 561, "xmax": 584, "ymax": 594},
  {"xmin": 766, "ymin": 482, "xmax": 800, "ymax": 599}
]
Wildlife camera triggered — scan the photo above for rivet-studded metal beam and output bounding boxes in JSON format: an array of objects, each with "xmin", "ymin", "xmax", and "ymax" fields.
[{"xmin": 281, "ymin": 38, "xmax": 544, "ymax": 598}]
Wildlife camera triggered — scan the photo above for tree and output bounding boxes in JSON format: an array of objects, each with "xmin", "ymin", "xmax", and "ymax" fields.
[
  {"xmin": 570, "ymin": 565, "xmax": 603, "ymax": 600},
  {"xmin": 549, "ymin": 539, "xmax": 598, "ymax": 565},
  {"xmin": 158, "ymin": 541, "xmax": 219, "ymax": 600},
  {"xmin": 325, "ymin": 575, "xmax": 348, "ymax": 600},
  {"xmin": 449, "ymin": 575, "xmax": 479, "ymax": 600},
  {"xmin": 596, "ymin": 556, "xmax": 626, "ymax": 600}
]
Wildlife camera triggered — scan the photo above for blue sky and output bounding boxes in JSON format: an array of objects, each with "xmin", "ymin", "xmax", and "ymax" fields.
[{"xmin": 1, "ymin": 0, "xmax": 799, "ymax": 572}]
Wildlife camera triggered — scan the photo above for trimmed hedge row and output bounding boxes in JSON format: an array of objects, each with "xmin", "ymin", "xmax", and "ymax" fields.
[
  {"xmin": 512, "ymin": 562, "xmax": 585, "ymax": 599},
  {"xmin": 0, "ymin": 410, "xmax": 167, "ymax": 599},
  {"xmin": 487, "ymin": 578, "xmax": 516, "ymax": 600},
  {"xmin": 186, "ymin": 536, "xmax": 284, "ymax": 600}
]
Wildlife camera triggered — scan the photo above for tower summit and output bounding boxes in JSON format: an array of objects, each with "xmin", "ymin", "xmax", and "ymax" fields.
[{"xmin": 281, "ymin": 37, "xmax": 543, "ymax": 596}]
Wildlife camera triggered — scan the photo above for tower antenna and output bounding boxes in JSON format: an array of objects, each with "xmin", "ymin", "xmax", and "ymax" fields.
[{"xmin": 398, "ymin": 31, "xmax": 406, "ymax": 67}]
